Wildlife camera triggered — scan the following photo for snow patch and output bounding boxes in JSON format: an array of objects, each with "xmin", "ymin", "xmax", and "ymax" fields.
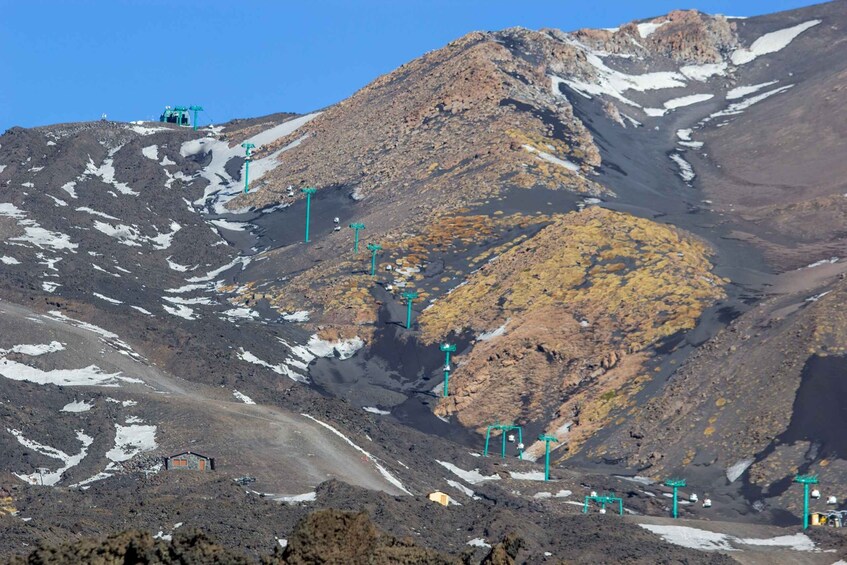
[
  {"xmin": 726, "ymin": 458, "xmax": 754, "ymax": 482},
  {"xmin": 670, "ymin": 153, "xmax": 695, "ymax": 183},
  {"xmin": 9, "ymin": 428, "xmax": 93, "ymax": 486},
  {"xmin": 726, "ymin": 81, "xmax": 778, "ymax": 100},
  {"xmin": 363, "ymin": 406, "xmax": 390, "ymax": 415},
  {"xmin": 233, "ymin": 390, "xmax": 255, "ymax": 404},
  {"xmin": 436, "ymin": 460, "xmax": 500, "ymax": 485},
  {"xmin": 141, "ymin": 145, "xmax": 159, "ymax": 160},
  {"xmin": 731, "ymin": 20, "xmax": 821, "ymax": 65},
  {"xmin": 105, "ymin": 424, "xmax": 157, "ymax": 462},
  {"xmin": 61, "ymin": 400, "xmax": 93, "ymax": 413}
]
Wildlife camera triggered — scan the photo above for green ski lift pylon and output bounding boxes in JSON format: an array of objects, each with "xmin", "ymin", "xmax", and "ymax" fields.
[
  {"xmin": 241, "ymin": 143, "xmax": 255, "ymax": 194},
  {"xmin": 302, "ymin": 187, "xmax": 317, "ymax": 242},
  {"xmin": 189, "ymin": 105, "xmax": 204, "ymax": 131},
  {"xmin": 583, "ymin": 492, "xmax": 624, "ymax": 515},
  {"xmin": 349, "ymin": 223, "xmax": 366, "ymax": 253},
  {"xmin": 484, "ymin": 423, "xmax": 524, "ymax": 460},
  {"xmin": 538, "ymin": 434, "xmax": 559, "ymax": 481},
  {"xmin": 402, "ymin": 291, "xmax": 418, "ymax": 329},
  {"xmin": 664, "ymin": 478, "xmax": 687, "ymax": 519},
  {"xmin": 795, "ymin": 474, "xmax": 819, "ymax": 530},
  {"xmin": 174, "ymin": 106, "xmax": 189, "ymax": 127},
  {"xmin": 367, "ymin": 243, "xmax": 382, "ymax": 276},
  {"xmin": 440, "ymin": 343, "xmax": 457, "ymax": 397}
]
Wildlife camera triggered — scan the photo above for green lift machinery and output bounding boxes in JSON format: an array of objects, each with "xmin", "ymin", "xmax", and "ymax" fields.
[
  {"xmin": 440, "ymin": 342, "xmax": 456, "ymax": 397},
  {"xmin": 483, "ymin": 423, "xmax": 524, "ymax": 460},
  {"xmin": 367, "ymin": 243, "xmax": 382, "ymax": 276},
  {"xmin": 664, "ymin": 478, "xmax": 687, "ymax": 519},
  {"xmin": 402, "ymin": 291, "xmax": 418, "ymax": 329},
  {"xmin": 583, "ymin": 492, "xmax": 624, "ymax": 515},
  {"xmin": 795, "ymin": 474, "xmax": 819, "ymax": 530},
  {"xmin": 302, "ymin": 187, "xmax": 317, "ymax": 242},
  {"xmin": 538, "ymin": 434, "xmax": 559, "ymax": 481},
  {"xmin": 189, "ymin": 105, "xmax": 204, "ymax": 131},
  {"xmin": 349, "ymin": 223, "xmax": 365, "ymax": 253},
  {"xmin": 159, "ymin": 106, "xmax": 190, "ymax": 126},
  {"xmin": 241, "ymin": 142, "xmax": 255, "ymax": 194}
]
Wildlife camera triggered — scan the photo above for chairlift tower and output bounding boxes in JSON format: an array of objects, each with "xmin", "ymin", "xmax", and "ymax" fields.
[
  {"xmin": 189, "ymin": 105, "xmax": 204, "ymax": 131},
  {"xmin": 484, "ymin": 423, "xmax": 524, "ymax": 460},
  {"xmin": 664, "ymin": 478, "xmax": 687, "ymax": 519},
  {"xmin": 795, "ymin": 474, "xmax": 819, "ymax": 530},
  {"xmin": 440, "ymin": 342, "xmax": 457, "ymax": 397},
  {"xmin": 402, "ymin": 291, "xmax": 418, "ymax": 329},
  {"xmin": 538, "ymin": 434, "xmax": 559, "ymax": 481},
  {"xmin": 302, "ymin": 187, "xmax": 317, "ymax": 242},
  {"xmin": 583, "ymin": 492, "xmax": 624, "ymax": 515},
  {"xmin": 173, "ymin": 106, "xmax": 189, "ymax": 127},
  {"xmin": 349, "ymin": 223, "xmax": 366, "ymax": 253},
  {"xmin": 241, "ymin": 142, "xmax": 255, "ymax": 193},
  {"xmin": 367, "ymin": 243, "xmax": 382, "ymax": 276}
]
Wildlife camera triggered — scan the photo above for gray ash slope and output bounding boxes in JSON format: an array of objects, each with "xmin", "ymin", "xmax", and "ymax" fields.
[{"xmin": 1, "ymin": 1, "xmax": 847, "ymax": 563}]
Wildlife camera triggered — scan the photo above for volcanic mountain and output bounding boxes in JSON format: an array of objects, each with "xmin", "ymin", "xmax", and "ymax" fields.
[{"xmin": 1, "ymin": 1, "xmax": 846, "ymax": 562}]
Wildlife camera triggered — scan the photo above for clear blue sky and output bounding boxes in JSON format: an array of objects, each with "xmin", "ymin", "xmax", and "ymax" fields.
[{"xmin": 0, "ymin": 0, "xmax": 820, "ymax": 132}]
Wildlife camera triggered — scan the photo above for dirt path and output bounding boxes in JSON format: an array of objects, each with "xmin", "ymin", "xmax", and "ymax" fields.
[{"xmin": 0, "ymin": 298, "xmax": 408, "ymax": 497}]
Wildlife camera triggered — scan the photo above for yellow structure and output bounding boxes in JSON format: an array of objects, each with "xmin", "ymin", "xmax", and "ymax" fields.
[{"xmin": 427, "ymin": 491, "xmax": 452, "ymax": 506}]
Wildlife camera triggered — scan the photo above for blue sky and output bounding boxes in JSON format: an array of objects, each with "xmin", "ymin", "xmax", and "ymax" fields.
[{"xmin": 0, "ymin": 0, "xmax": 820, "ymax": 132}]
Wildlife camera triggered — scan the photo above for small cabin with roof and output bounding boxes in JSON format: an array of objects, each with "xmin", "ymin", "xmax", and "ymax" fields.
[{"xmin": 164, "ymin": 451, "xmax": 215, "ymax": 471}]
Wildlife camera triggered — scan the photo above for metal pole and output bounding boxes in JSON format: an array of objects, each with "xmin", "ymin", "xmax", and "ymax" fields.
[
  {"xmin": 406, "ymin": 300, "xmax": 412, "ymax": 328},
  {"xmin": 484, "ymin": 427, "xmax": 492, "ymax": 457},
  {"xmin": 371, "ymin": 249, "xmax": 377, "ymax": 274},
  {"xmin": 673, "ymin": 486, "xmax": 678, "ymax": 519},
  {"xmin": 443, "ymin": 349, "xmax": 451, "ymax": 398},
  {"xmin": 244, "ymin": 157, "xmax": 250, "ymax": 193},
  {"xmin": 518, "ymin": 428, "xmax": 523, "ymax": 460},
  {"xmin": 302, "ymin": 188, "xmax": 316, "ymax": 243},
  {"xmin": 501, "ymin": 429, "xmax": 507, "ymax": 459},
  {"xmin": 544, "ymin": 441, "xmax": 551, "ymax": 481},
  {"xmin": 804, "ymin": 482, "xmax": 810, "ymax": 530}
]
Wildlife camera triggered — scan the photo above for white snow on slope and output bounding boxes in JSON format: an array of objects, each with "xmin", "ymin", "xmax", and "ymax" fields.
[
  {"xmin": 61, "ymin": 182, "xmax": 77, "ymax": 199},
  {"xmin": 447, "ymin": 479, "xmax": 480, "ymax": 499},
  {"xmin": 46, "ymin": 194, "xmax": 67, "ymax": 207},
  {"xmin": 1, "ymin": 341, "xmax": 65, "ymax": 356},
  {"xmin": 61, "ymin": 400, "xmax": 94, "ymax": 413},
  {"xmin": 709, "ymin": 84, "xmax": 794, "ymax": 119},
  {"xmin": 0, "ymin": 203, "xmax": 77, "ymax": 251},
  {"xmin": 0, "ymin": 358, "xmax": 141, "ymax": 387},
  {"xmin": 731, "ymin": 20, "xmax": 821, "ymax": 65},
  {"xmin": 82, "ymin": 155, "xmax": 139, "ymax": 196},
  {"xmin": 363, "ymin": 406, "xmax": 391, "ymax": 415},
  {"xmin": 727, "ymin": 81, "xmax": 778, "ymax": 100},
  {"xmin": 307, "ymin": 334, "xmax": 364, "ymax": 360},
  {"xmin": 641, "ymin": 524, "xmax": 817, "ymax": 552},
  {"xmin": 221, "ymin": 307, "xmax": 259, "ymax": 321},
  {"xmin": 165, "ymin": 256, "xmax": 192, "ymax": 272},
  {"xmin": 180, "ymin": 113, "xmax": 320, "ymax": 214},
  {"xmin": 436, "ymin": 460, "xmax": 500, "ymax": 485},
  {"xmin": 9, "ymin": 428, "xmax": 93, "ymax": 486},
  {"xmin": 141, "ymin": 145, "xmax": 159, "ymax": 160},
  {"xmin": 42, "ymin": 282, "xmax": 61, "ymax": 293},
  {"xmin": 210, "ymin": 219, "xmax": 249, "ymax": 231},
  {"xmin": 106, "ymin": 424, "xmax": 157, "ymax": 462},
  {"xmin": 233, "ymin": 390, "xmax": 255, "ymax": 404},
  {"xmin": 76, "ymin": 206, "xmax": 119, "ymax": 220},
  {"xmin": 131, "ymin": 306, "xmax": 154, "ymax": 316},
  {"xmin": 93, "ymin": 292, "xmax": 122, "ymax": 305},
  {"xmin": 301, "ymin": 413, "xmax": 412, "ymax": 495},
  {"xmin": 680, "ymin": 62, "xmax": 727, "ymax": 81},
  {"xmin": 522, "ymin": 145, "xmax": 579, "ymax": 172},
  {"xmin": 273, "ymin": 491, "xmax": 317, "ymax": 504},
  {"xmin": 479, "ymin": 322, "xmax": 508, "ymax": 341},
  {"xmin": 282, "ymin": 311, "xmax": 310, "ymax": 322},
  {"xmin": 467, "ymin": 538, "xmax": 491, "ymax": 549},
  {"xmin": 1, "ymin": 256, "xmax": 20, "ymax": 265},
  {"xmin": 726, "ymin": 458, "xmax": 754, "ymax": 482},
  {"xmin": 645, "ymin": 94, "xmax": 715, "ymax": 117},
  {"xmin": 664, "ymin": 93, "xmax": 714, "ymax": 110},
  {"xmin": 637, "ymin": 21, "xmax": 667, "ymax": 38},
  {"xmin": 163, "ymin": 303, "xmax": 196, "ymax": 320},
  {"xmin": 552, "ymin": 44, "xmax": 685, "ymax": 108},
  {"xmin": 670, "ymin": 153, "xmax": 695, "ymax": 183},
  {"xmin": 92, "ymin": 220, "xmax": 181, "ymax": 250}
]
